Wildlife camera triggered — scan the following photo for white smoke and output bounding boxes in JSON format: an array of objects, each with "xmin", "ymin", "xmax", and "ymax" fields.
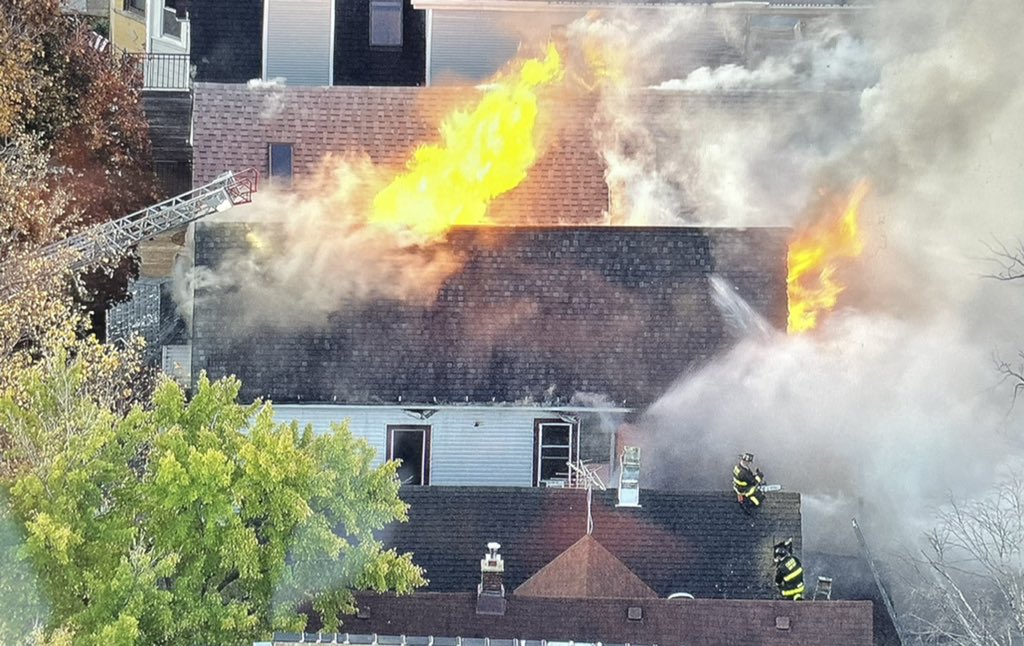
[
  {"xmin": 572, "ymin": 10, "xmax": 875, "ymax": 226},
  {"xmin": 522, "ymin": 2, "xmax": 1024, "ymax": 631},
  {"xmin": 605, "ymin": 0, "xmax": 1024, "ymax": 563},
  {"xmin": 181, "ymin": 156, "xmax": 461, "ymax": 328},
  {"xmin": 657, "ymin": 27, "xmax": 874, "ymax": 92}
]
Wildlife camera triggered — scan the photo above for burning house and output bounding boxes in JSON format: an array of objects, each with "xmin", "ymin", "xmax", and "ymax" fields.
[
  {"xmin": 175, "ymin": 65, "xmax": 866, "ymax": 485},
  {"xmin": 102, "ymin": 9, "xmax": 894, "ymax": 644}
]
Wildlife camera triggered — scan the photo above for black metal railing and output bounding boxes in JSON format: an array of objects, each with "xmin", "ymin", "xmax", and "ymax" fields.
[{"xmin": 125, "ymin": 52, "xmax": 192, "ymax": 90}]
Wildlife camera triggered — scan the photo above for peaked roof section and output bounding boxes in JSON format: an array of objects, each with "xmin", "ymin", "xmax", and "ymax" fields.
[
  {"xmin": 192, "ymin": 83, "xmax": 608, "ymax": 226},
  {"xmin": 514, "ymin": 534, "xmax": 658, "ymax": 598},
  {"xmin": 191, "ymin": 225, "xmax": 788, "ymax": 405},
  {"xmin": 382, "ymin": 487, "xmax": 802, "ymax": 599}
]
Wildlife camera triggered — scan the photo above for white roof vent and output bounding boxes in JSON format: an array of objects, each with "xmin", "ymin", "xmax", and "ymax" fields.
[{"xmin": 617, "ymin": 445, "xmax": 641, "ymax": 507}]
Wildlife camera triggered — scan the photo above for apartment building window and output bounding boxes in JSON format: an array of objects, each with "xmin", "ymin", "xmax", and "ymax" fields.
[
  {"xmin": 387, "ymin": 425, "xmax": 431, "ymax": 485},
  {"xmin": 370, "ymin": 0, "xmax": 403, "ymax": 47},
  {"xmin": 123, "ymin": 0, "xmax": 145, "ymax": 13},
  {"xmin": 162, "ymin": 0, "xmax": 182, "ymax": 39},
  {"xmin": 533, "ymin": 419, "xmax": 578, "ymax": 486},
  {"xmin": 268, "ymin": 143, "xmax": 293, "ymax": 186}
]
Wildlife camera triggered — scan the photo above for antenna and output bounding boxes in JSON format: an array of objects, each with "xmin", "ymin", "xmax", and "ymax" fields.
[{"xmin": 566, "ymin": 460, "xmax": 606, "ymax": 535}]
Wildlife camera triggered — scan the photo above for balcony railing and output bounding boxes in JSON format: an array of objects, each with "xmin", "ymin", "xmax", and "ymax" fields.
[{"xmin": 126, "ymin": 53, "xmax": 192, "ymax": 91}]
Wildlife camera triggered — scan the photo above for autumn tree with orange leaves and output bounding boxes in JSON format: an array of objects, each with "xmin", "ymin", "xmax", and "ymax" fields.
[{"xmin": 0, "ymin": 0, "xmax": 159, "ymax": 384}]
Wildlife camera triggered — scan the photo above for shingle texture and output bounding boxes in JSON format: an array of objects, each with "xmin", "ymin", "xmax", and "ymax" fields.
[
  {"xmin": 336, "ymin": 594, "xmax": 874, "ymax": 646},
  {"xmin": 192, "ymin": 83, "xmax": 608, "ymax": 224},
  {"xmin": 192, "ymin": 84, "xmax": 859, "ymax": 226},
  {"xmin": 191, "ymin": 225, "xmax": 788, "ymax": 405},
  {"xmin": 514, "ymin": 534, "xmax": 659, "ymax": 598},
  {"xmin": 383, "ymin": 487, "xmax": 803, "ymax": 599}
]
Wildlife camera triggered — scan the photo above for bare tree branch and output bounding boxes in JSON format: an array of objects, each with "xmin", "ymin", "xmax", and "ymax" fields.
[{"xmin": 981, "ymin": 236, "xmax": 1024, "ymax": 281}]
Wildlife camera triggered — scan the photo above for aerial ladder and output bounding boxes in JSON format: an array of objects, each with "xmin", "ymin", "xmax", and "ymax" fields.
[{"xmin": 29, "ymin": 168, "xmax": 259, "ymax": 271}]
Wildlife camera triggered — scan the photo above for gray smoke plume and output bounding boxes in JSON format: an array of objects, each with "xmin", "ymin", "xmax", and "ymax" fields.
[
  {"xmin": 181, "ymin": 156, "xmax": 461, "ymax": 329},
  {"xmin": 597, "ymin": 0, "xmax": 1024, "ymax": 567},
  {"xmin": 573, "ymin": 8, "xmax": 874, "ymax": 226}
]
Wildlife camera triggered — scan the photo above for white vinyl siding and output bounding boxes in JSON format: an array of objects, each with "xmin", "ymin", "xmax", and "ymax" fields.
[
  {"xmin": 263, "ymin": 0, "xmax": 334, "ymax": 86},
  {"xmin": 427, "ymin": 10, "xmax": 581, "ymax": 84},
  {"xmin": 273, "ymin": 406, "xmax": 556, "ymax": 486},
  {"xmin": 147, "ymin": 0, "xmax": 188, "ymax": 55}
]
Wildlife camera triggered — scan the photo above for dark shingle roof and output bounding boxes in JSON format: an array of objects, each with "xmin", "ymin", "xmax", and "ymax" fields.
[
  {"xmin": 329, "ymin": 594, "xmax": 874, "ymax": 646},
  {"xmin": 384, "ymin": 487, "xmax": 803, "ymax": 599},
  {"xmin": 191, "ymin": 224, "xmax": 788, "ymax": 405}
]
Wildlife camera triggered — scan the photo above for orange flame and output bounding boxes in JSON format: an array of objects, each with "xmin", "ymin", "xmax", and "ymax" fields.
[
  {"xmin": 370, "ymin": 45, "xmax": 564, "ymax": 242},
  {"xmin": 787, "ymin": 181, "xmax": 870, "ymax": 334}
]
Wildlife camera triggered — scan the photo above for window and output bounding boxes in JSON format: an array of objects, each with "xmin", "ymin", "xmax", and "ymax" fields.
[
  {"xmin": 268, "ymin": 143, "xmax": 293, "ymax": 186},
  {"xmin": 387, "ymin": 425, "xmax": 431, "ymax": 485},
  {"xmin": 123, "ymin": 0, "xmax": 145, "ymax": 13},
  {"xmin": 161, "ymin": 0, "xmax": 181, "ymax": 39},
  {"xmin": 370, "ymin": 0, "xmax": 403, "ymax": 47},
  {"xmin": 533, "ymin": 419, "xmax": 578, "ymax": 486}
]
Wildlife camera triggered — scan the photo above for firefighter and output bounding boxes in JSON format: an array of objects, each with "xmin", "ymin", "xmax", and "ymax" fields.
[
  {"xmin": 774, "ymin": 539, "xmax": 805, "ymax": 600},
  {"xmin": 732, "ymin": 452, "xmax": 764, "ymax": 513}
]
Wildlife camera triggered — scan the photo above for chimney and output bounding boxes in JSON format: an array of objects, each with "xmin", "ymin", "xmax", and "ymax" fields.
[
  {"xmin": 476, "ymin": 541, "xmax": 506, "ymax": 616},
  {"xmin": 617, "ymin": 445, "xmax": 641, "ymax": 507}
]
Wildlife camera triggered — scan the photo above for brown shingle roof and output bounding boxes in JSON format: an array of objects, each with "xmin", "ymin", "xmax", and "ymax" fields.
[
  {"xmin": 192, "ymin": 83, "xmax": 860, "ymax": 227},
  {"xmin": 325, "ymin": 593, "xmax": 875, "ymax": 646},
  {"xmin": 514, "ymin": 534, "xmax": 658, "ymax": 599},
  {"xmin": 191, "ymin": 83, "xmax": 608, "ymax": 225}
]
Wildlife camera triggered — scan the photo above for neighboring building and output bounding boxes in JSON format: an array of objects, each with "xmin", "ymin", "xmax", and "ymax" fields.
[
  {"xmin": 322, "ymin": 596, "xmax": 874, "ymax": 646},
  {"xmin": 108, "ymin": 0, "xmax": 190, "ymax": 77},
  {"xmin": 63, "ymin": 0, "xmax": 109, "ymax": 18},
  {"xmin": 253, "ymin": 487, "xmax": 875, "ymax": 645},
  {"xmin": 110, "ymin": 0, "xmax": 148, "ymax": 54},
  {"xmin": 412, "ymin": 0, "xmax": 869, "ymax": 85},
  {"xmin": 377, "ymin": 487, "xmax": 803, "ymax": 599},
  {"xmin": 190, "ymin": 82, "xmax": 857, "ymax": 220},
  {"xmin": 187, "ymin": 0, "xmax": 426, "ymax": 86}
]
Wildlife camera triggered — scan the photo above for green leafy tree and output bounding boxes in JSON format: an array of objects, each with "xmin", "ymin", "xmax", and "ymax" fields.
[{"xmin": 0, "ymin": 357, "xmax": 425, "ymax": 645}]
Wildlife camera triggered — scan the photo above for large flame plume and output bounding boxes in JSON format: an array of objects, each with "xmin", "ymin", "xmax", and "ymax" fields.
[
  {"xmin": 787, "ymin": 181, "xmax": 870, "ymax": 334},
  {"xmin": 370, "ymin": 45, "xmax": 564, "ymax": 242}
]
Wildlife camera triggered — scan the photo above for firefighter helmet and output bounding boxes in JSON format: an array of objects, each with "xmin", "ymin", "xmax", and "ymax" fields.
[{"xmin": 741, "ymin": 452, "xmax": 754, "ymax": 462}]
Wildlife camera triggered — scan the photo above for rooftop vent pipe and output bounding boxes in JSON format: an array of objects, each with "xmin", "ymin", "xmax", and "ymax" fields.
[
  {"xmin": 476, "ymin": 541, "xmax": 506, "ymax": 616},
  {"xmin": 617, "ymin": 445, "xmax": 641, "ymax": 507}
]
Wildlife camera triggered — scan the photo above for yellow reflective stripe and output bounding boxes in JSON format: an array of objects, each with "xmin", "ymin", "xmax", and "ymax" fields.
[
  {"xmin": 749, "ymin": 496, "xmax": 761, "ymax": 506},
  {"xmin": 783, "ymin": 567, "xmax": 803, "ymax": 582},
  {"xmin": 781, "ymin": 584, "xmax": 805, "ymax": 597},
  {"xmin": 733, "ymin": 478, "xmax": 749, "ymax": 487}
]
